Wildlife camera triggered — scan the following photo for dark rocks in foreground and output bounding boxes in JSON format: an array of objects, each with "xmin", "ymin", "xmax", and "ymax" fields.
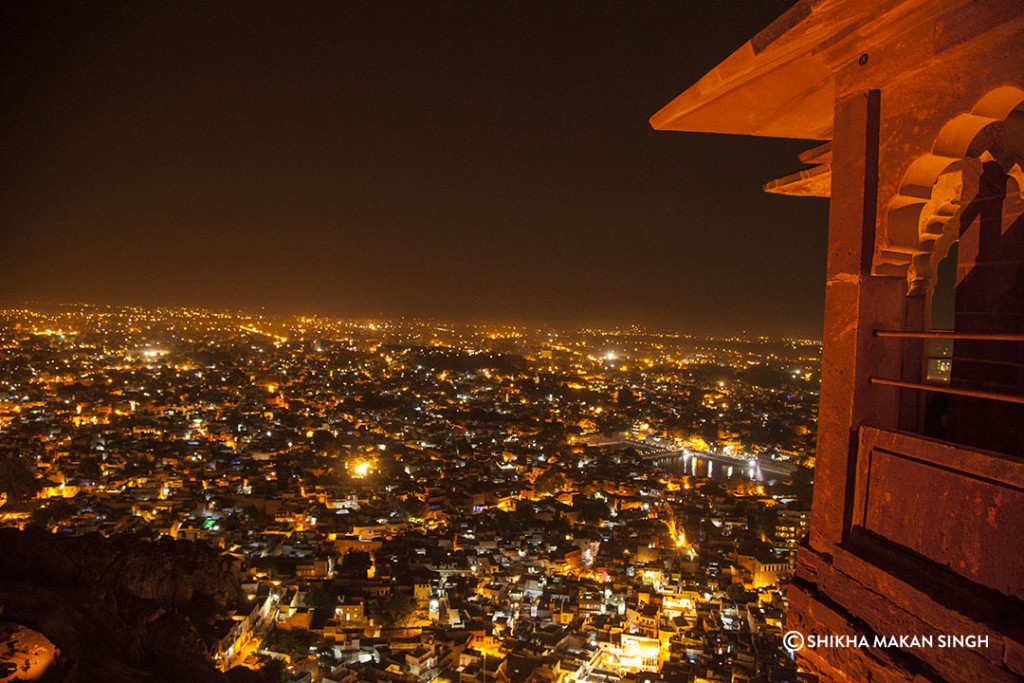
[{"xmin": 0, "ymin": 528, "xmax": 267, "ymax": 683}]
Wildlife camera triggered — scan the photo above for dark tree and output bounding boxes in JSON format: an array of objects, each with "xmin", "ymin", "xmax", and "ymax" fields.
[
  {"xmin": 577, "ymin": 497, "xmax": 611, "ymax": 524},
  {"xmin": 369, "ymin": 592, "xmax": 416, "ymax": 628},
  {"xmin": 616, "ymin": 387, "xmax": 636, "ymax": 407},
  {"xmin": 305, "ymin": 583, "xmax": 334, "ymax": 609},
  {"xmin": 0, "ymin": 456, "xmax": 40, "ymax": 499},
  {"xmin": 534, "ymin": 468, "xmax": 566, "ymax": 495},
  {"xmin": 339, "ymin": 550, "xmax": 372, "ymax": 577}
]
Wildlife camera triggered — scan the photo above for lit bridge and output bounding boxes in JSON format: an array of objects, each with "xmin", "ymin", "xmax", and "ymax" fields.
[{"xmin": 638, "ymin": 445, "xmax": 798, "ymax": 481}]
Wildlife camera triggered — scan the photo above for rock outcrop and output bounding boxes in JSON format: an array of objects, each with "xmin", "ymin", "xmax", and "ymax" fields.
[{"xmin": 0, "ymin": 529, "xmax": 252, "ymax": 683}]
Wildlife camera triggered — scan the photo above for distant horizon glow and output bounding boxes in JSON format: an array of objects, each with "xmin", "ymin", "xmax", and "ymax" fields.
[{"xmin": 0, "ymin": 302, "xmax": 825, "ymax": 342}]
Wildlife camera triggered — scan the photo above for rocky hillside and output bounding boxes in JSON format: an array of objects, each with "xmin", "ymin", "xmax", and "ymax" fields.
[{"xmin": 0, "ymin": 529, "xmax": 267, "ymax": 683}]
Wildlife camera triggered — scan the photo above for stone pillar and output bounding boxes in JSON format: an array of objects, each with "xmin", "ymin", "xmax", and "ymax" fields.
[{"xmin": 811, "ymin": 90, "xmax": 905, "ymax": 551}]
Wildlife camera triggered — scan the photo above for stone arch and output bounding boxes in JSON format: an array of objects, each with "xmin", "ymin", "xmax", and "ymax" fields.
[{"xmin": 875, "ymin": 85, "xmax": 1024, "ymax": 295}]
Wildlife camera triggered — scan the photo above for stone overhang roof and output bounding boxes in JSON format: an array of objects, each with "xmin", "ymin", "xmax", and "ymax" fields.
[{"xmin": 650, "ymin": 0, "xmax": 930, "ymax": 141}]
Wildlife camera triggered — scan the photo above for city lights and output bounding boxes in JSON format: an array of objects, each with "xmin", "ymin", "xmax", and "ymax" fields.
[{"xmin": 0, "ymin": 305, "xmax": 818, "ymax": 681}]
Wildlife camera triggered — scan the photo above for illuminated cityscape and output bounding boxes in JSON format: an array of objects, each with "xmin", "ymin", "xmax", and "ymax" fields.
[
  {"xmin": 2, "ymin": 0, "xmax": 1022, "ymax": 681},
  {"xmin": 0, "ymin": 305, "xmax": 817, "ymax": 682}
]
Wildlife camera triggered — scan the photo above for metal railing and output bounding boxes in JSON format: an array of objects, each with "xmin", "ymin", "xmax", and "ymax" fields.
[
  {"xmin": 868, "ymin": 376, "xmax": 1024, "ymax": 405},
  {"xmin": 871, "ymin": 329, "xmax": 1024, "ymax": 405},
  {"xmin": 874, "ymin": 329, "xmax": 1024, "ymax": 342}
]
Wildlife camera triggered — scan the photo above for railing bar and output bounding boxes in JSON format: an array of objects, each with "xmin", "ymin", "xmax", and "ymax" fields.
[
  {"xmin": 874, "ymin": 329, "xmax": 1024, "ymax": 341},
  {"xmin": 869, "ymin": 377, "xmax": 1024, "ymax": 405}
]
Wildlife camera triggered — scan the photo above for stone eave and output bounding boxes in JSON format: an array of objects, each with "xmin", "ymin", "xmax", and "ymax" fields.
[
  {"xmin": 764, "ymin": 163, "xmax": 832, "ymax": 197},
  {"xmin": 648, "ymin": 0, "xmax": 894, "ymax": 140}
]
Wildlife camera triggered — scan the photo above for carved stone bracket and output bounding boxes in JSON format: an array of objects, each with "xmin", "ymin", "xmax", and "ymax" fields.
[{"xmin": 875, "ymin": 86, "xmax": 1024, "ymax": 294}]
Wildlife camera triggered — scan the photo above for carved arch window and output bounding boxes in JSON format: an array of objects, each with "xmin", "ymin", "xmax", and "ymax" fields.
[
  {"xmin": 876, "ymin": 85, "xmax": 1024, "ymax": 297},
  {"xmin": 875, "ymin": 87, "xmax": 1024, "ymax": 456}
]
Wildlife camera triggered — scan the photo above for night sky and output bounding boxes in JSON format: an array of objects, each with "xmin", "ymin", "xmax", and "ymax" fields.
[{"xmin": 1, "ymin": 1, "xmax": 829, "ymax": 337}]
